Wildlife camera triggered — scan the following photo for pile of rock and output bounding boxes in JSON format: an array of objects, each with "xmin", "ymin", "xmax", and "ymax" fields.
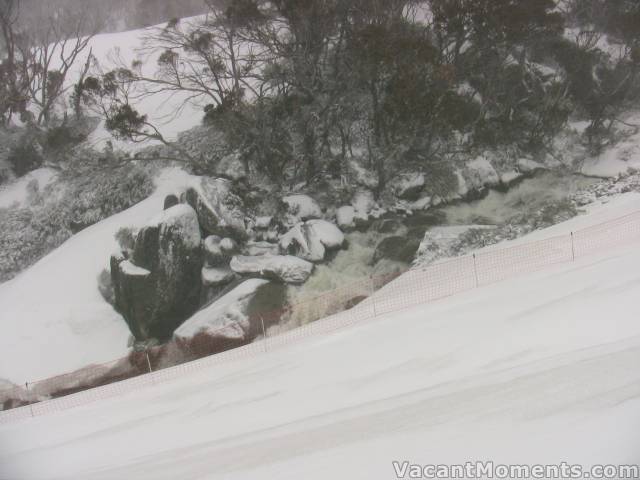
[{"xmin": 110, "ymin": 183, "xmax": 349, "ymax": 348}]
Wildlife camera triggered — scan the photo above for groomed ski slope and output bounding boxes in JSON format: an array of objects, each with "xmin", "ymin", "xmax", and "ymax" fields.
[{"xmin": 2, "ymin": 195, "xmax": 640, "ymax": 480}]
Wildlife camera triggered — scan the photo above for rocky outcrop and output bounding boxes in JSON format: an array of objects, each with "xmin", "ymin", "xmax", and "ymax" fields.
[
  {"xmin": 111, "ymin": 204, "xmax": 203, "ymax": 340},
  {"xmin": 230, "ymin": 255, "xmax": 314, "ymax": 284},
  {"xmin": 181, "ymin": 177, "xmax": 247, "ymax": 241},
  {"xmin": 279, "ymin": 220, "xmax": 345, "ymax": 263}
]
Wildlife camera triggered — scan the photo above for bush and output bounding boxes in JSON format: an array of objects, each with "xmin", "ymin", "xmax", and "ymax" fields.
[
  {"xmin": 0, "ymin": 163, "xmax": 154, "ymax": 283},
  {"xmin": 7, "ymin": 142, "xmax": 43, "ymax": 177}
]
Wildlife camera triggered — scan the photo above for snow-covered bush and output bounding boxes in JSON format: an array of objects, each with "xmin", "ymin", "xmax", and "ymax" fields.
[{"xmin": 0, "ymin": 164, "xmax": 154, "ymax": 282}]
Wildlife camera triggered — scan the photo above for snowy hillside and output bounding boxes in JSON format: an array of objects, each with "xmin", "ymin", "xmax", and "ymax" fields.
[
  {"xmin": 1, "ymin": 195, "xmax": 640, "ymax": 479},
  {"xmin": 0, "ymin": 168, "xmax": 198, "ymax": 384}
]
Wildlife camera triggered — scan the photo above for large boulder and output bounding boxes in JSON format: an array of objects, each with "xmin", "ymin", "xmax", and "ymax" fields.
[
  {"xmin": 462, "ymin": 157, "xmax": 500, "ymax": 193},
  {"xmin": 372, "ymin": 236, "xmax": 421, "ymax": 265},
  {"xmin": 174, "ymin": 279, "xmax": 270, "ymax": 349},
  {"xmin": 230, "ymin": 255, "xmax": 314, "ymax": 284},
  {"xmin": 279, "ymin": 220, "xmax": 345, "ymax": 263},
  {"xmin": 181, "ymin": 177, "xmax": 247, "ymax": 240},
  {"xmin": 413, "ymin": 225, "xmax": 496, "ymax": 268},
  {"xmin": 244, "ymin": 241, "xmax": 280, "ymax": 257},
  {"xmin": 112, "ymin": 204, "xmax": 203, "ymax": 340}
]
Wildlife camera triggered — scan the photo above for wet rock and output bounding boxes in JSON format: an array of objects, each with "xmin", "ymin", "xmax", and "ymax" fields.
[{"xmin": 372, "ymin": 236, "xmax": 421, "ymax": 265}]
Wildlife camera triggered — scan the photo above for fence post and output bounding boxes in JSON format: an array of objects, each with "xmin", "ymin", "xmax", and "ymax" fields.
[
  {"xmin": 145, "ymin": 350, "xmax": 155, "ymax": 384},
  {"xmin": 570, "ymin": 232, "xmax": 575, "ymax": 261},
  {"xmin": 260, "ymin": 316, "xmax": 268, "ymax": 352},
  {"xmin": 370, "ymin": 276, "xmax": 378, "ymax": 317},
  {"xmin": 472, "ymin": 254, "xmax": 479, "ymax": 288},
  {"xmin": 25, "ymin": 382, "xmax": 34, "ymax": 418}
]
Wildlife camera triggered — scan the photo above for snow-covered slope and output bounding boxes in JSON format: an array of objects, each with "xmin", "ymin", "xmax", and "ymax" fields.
[
  {"xmin": 1, "ymin": 195, "xmax": 639, "ymax": 479},
  {"xmin": 0, "ymin": 168, "xmax": 196, "ymax": 384},
  {"xmin": 0, "ymin": 168, "xmax": 57, "ymax": 209}
]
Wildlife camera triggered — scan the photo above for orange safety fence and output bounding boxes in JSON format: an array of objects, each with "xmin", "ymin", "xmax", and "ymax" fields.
[{"xmin": 2, "ymin": 209, "xmax": 640, "ymax": 424}]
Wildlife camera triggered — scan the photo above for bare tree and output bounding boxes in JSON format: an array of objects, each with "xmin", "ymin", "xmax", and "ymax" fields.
[
  {"xmin": 17, "ymin": 3, "xmax": 100, "ymax": 125},
  {"xmin": 0, "ymin": 0, "xmax": 27, "ymax": 124}
]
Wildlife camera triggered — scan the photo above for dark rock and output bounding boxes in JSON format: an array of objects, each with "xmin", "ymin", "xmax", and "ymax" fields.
[
  {"xmin": 112, "ymin": 204, "xmax": 203, "ymax": 341},
  {"xmin": 372, "ymin": 236, "xmax": 421, "ymax": 265},
  {"xmin": 344, "ymin": 295, "xmax": 368, "ymax": 310},
  {"xmin": 163, "ymin": 194, "xmax": 179, "ymax": 210}
]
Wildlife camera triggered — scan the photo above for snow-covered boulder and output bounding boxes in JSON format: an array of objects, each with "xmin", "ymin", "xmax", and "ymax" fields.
[
  {"xmin": 500, "ymin": 170, "xmax": 523, "ymax": 186},
  {"xmin": 230, "ymin": 255, "xmax": 314, "ymax": 284},
  {"xmin": 281, "ymin": 194, "xmax": 323, "ymax": 226},
  {"xmin": 201, "ymin": 267, "xmax": 235, "ymax": 287},
  {"xmin": 395, "ymin": 195, "xmax": 433, "ymax": 215},
  {"xmin": 462, "ymin": 157, "xmax": 500, "ymax": 192},
  {"xmin": 517, "ymin": 157, "xmax": 546, "ymax": 174},
  {"xmin": 174, "ymin": 279, "xmax": 269, "ymax": 345},
  {"xmin": 352, "ymin": 190, "xmax": 384, "ymax": 228},
  {"xmin": 112, "ymin": 204, "xmax": 203, "ymax": 340},
  {"xmin": 279, "ymin": 220, "xmax": 345, "ymax": 263},
  {"xmin": 181, "ymin": 177, "xmax": 247, "ymax": 240},
  {"xmin": 413, "ymin": 225, "xmax": 495, "ymax": 267},
  {"xmin": 244, "ymin": 241, "xmax": 280, "ymax": 257},
  {"xmin": 336, "ymin": 206, "xmax": 356, "ymax": 230},
  {"xmin": 391, "ymin": 173, "xmax": 426, "ymax": 200}
]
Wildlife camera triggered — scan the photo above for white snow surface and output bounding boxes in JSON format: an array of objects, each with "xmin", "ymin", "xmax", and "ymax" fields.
[
  {"xmin": 1, "ymin": 194, "xmax": 640, "ymax": 479},
  {"xmin": 0, "ymin": 168, "xmax": 57, "ymax": 209},
  {"xmin": 0, "ymin": 167, "xmax": 200, "ymax": 384}
]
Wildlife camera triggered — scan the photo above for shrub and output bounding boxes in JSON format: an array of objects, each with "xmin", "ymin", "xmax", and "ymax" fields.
[
  {"xmin": 0, "ymin": 163, "xmax": 154, "ymax": 283},
  {"xmin": 7, "ymin": 142, "xmax": 43, "ymax": 177}
]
